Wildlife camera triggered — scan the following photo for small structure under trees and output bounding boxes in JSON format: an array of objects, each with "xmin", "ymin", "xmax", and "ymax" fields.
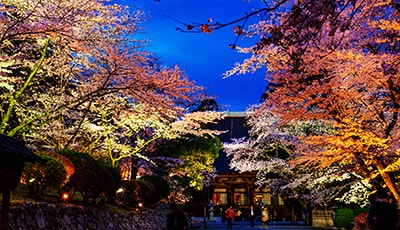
[{"xmin": 0, "ymin": 134, "xmax": 42, "ymax": 230}]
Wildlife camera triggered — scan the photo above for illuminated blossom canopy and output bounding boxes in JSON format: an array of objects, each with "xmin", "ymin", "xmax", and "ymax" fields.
[
  {"xmin": 232, "ymin": 0, "xmax": 400, "ymax": 203},
  {"xmin": 0, "ymin": 0, "xmax": 224, "ymax": 195},
  {"xmin": 0, "ymin": 0, "xmax": 222, "ymax": 146},
  {"xmin": 182, "ymin": 0, "xmax": 400, "ymax": 203}
]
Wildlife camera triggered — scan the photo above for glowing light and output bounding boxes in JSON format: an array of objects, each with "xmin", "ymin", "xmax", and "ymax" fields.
[
  {"xmin": 138, "ymin": 202, "xmax": 143, "ymax": 208},
  {"xmin": 61, "ymin": 193, "xmax": 69, "ymax": 201},
  {"xmin": 29, "ymin": 178, "xmax": 35, "ymax": 183},
  {"xmin": 116, "ymin": 187, "xmax": 124, "ymax": 193}
]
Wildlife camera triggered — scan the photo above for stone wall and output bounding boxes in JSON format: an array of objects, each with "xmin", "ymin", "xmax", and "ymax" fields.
[{"xmin": 6, "ymin": 202, "xmax": 167, "ymax": 230}]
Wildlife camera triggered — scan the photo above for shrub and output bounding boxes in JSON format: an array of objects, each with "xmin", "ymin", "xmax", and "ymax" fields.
[
  {"xmin": 22, "ymin": 154, "xmax": 67, "ymax": 196},
  {"xmin": 101, "ymin": 165, "xmax": 122, "ymax": 204},
  {"xmin": 136, "ymin": 179, "xmax": 156, "ymax": 203},
  {"xmin": 140, "ymin": 175, "xmax": 170, "ymax": 202},
  {"xmin": 58, "ymin": 149, "xmax": 105, "ymax": 203},
  {"xmin": 334, "ymin": 208, "xmax": 354, "ymax": 228},
  {"xmin": 115, "ymin": 180, "xmax": 140, "ymax": 207}
]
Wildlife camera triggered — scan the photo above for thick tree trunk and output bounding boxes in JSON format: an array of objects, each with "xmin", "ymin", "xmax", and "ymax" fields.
[{"xmin": 376, "ymin": 160, "xmax": 400, "ymax": 204}]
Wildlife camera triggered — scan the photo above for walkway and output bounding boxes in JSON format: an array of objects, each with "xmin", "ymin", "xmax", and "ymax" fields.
[{"xmin": 193, "ymin": 220, "xmax": 323, "ymax": 230}]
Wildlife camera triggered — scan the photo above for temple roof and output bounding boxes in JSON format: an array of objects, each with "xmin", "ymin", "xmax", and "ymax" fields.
[
  {"xmin": 208, "ymin": 112, "xmax": 250, "ymax": 173},
  {"xmin": 0, "ymin": 134, "xmax": 42, "ymax": 163}
]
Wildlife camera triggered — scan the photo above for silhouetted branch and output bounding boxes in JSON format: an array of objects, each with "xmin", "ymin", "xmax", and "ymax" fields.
[{"xmin": 166, "ymin": 0, "xmax": 288, "ymax": 34}]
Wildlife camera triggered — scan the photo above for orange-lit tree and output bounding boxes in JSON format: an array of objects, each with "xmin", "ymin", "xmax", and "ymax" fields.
[
  {"xmin": 0, "ymin": 0, "xmax": 205, "ymax": 143},
  {"xmin": 0, "ymin": 0, "xmax": 219, "ymax": 156},
  {"xmin": 178, "ymin": 0, "xmax": 400, "ymax": 203},
  {"xmin": 224, "ymin": 0, "xmax": 400, "ymax": 203},
  {"xmin": 0, "ymin": 1, "xmax": 227, "ymax": 199},
  {"xmin": 225, "ymin": 106, "xmax": 373, "ymax": 213}
]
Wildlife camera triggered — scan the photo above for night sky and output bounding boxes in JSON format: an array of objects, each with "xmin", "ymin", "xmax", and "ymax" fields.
[{"xmin": 111, "ymin": 0, "xmax": 267, "ymax": 111}]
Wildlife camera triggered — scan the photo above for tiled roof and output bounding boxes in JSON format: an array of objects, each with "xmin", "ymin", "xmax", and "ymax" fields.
[
  {"xmin": 209, "ymin": 112, "xmax": 250, "ymax": 173},
  {"xmin": 0, "ymin": 134, "xmax": 42, "ymax": 163}
]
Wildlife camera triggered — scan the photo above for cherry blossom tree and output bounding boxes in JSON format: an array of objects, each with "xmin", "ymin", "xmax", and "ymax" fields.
[
  {"xmin": 225, "ymin": 107, "xmax": 370, "ymax": 213},
  {"xmin": 0, "ymin": 0, "xmax": 205, "ymax": 143},
  {"xmin": 245, "ymin": 0, "xmax": 400, "ymax": 203},
  {"xmin": 179, "ymin": 0, "xmax": 400, "ymax": 203},
  {"xmin": 0, "ymin": 1, "xmax": 226, "ymax": 199}
]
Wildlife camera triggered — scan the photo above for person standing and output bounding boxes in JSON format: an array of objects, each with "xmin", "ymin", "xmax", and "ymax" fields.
[
  {"xmin": 261, "ymin": 206, "xmax": 269, "ymax": 229},
  {"xmin": 208, "ymin": 200, "xmax": 215, "ymax": 221},
  {"xmin": 225, "ymin": 205, "xmax": 235, "ymax": 230},
  {"xmin": 167, "ymin": 202, "xmax": 188, "ymax": 230},
  {"xmin": 249, "ymin": 206, "xmax": 256, "ymax": 227},
  {"xmin": 219, "ymin": 207, "xmax": 225, "ymax": 223},
  {"xmin": 367, "ymin": 187, "xmax": 399, "ymax": 230}
]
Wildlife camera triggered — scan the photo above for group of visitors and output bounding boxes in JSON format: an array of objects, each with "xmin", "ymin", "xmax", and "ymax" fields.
[
  {"xmin": 166, "ymin": 186, "xmax": 399, "ymax": 230},
  {"xmin": 167, "ymin": 202, "xmax": 274, "ymax": 230},
  {"xmin": 225, "ymin": 205, "xmax": 271, "ymax": 229}
]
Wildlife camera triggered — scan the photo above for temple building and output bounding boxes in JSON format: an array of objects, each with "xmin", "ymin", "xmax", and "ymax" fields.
[{"xmin": 203, "ymin": 112, "xmax": 293, "ymax": 222}]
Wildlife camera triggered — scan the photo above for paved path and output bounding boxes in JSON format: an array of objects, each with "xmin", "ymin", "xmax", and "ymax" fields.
[{"xmin": 194, "ymin": 221, "xmax": 323, "ymax": 230}]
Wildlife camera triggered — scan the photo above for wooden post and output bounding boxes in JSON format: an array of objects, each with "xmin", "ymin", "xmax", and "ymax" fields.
[{"xmin": 0, "ymin": 191, "xmax": 10, "ymax": 230}]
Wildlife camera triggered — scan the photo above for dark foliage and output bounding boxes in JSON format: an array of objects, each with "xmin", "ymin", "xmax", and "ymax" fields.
[
  {"xmin": 115, "ymin": 180, "xmax": 141, "ymax": 208},
  {"xmin": 334, "ymin": 208, "xmax": 354, "ymax": 228},
  {"xmin": 22, "ymin": 154, "xmax": 67, "ymax": 196},
  {"xmin": 140, "ymin": 175, "xmax": 170, "ymax": 202},
  {"xmin": 58, "ymin": 149, "xmax": 117, "ymax": 204}
]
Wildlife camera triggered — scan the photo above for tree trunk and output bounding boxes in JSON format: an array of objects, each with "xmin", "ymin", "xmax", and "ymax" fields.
[{"xmin": 376, "ymin": 160, "xmax": 400, "ymax": 204}]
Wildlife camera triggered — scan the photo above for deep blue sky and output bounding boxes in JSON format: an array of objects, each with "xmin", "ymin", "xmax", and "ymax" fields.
[{"xmin": 112, "ymin": 0, "xmax": 267, "ymax": 111}]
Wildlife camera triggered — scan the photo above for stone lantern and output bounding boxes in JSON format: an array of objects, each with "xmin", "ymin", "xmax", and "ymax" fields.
[{"xmin": 0, "ymin": 134, "xmax": 42, "ymax": 230}]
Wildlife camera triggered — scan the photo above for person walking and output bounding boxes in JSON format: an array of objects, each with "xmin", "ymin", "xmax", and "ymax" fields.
[
  {"xmin": 367, "ymin": 187, "xmax": 399, "ymax": 230},
  {"xmin": 249, "ymin": 206, "xmax": 256, "ymax": 227},
  {"xmin": 225, "ymin": 205, "xmax": 235, "ymax": 230}
]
